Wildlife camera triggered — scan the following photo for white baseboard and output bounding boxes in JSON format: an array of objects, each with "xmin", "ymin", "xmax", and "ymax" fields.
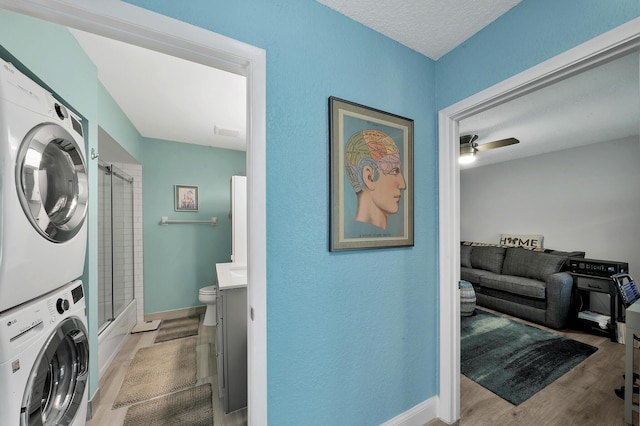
[
  {"xmin": 144, "ymin": 305, "xmax": 206, "ymax": 321},
  {"xmin": 380, "ymin": 397, "xmax": 440, "ymax": 426}
]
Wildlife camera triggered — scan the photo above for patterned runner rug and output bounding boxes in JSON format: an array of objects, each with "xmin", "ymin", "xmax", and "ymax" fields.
[
  {"xmin": 154, "ymin": 316, "xmax": 201, "ymax": 343},
  {"xmin": 461, "ymin": 309, "xmax": 597, "ymax": 405},
  {"xmin": 123, "ymin": 383, "xmax": 213, "ymax": 426},
  {"xmin": 112, "ymin": 337, "xmax": 197, "ymax": 408}
]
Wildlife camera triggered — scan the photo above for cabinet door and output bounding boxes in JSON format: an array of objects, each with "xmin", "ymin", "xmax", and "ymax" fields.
[
  {"xmin": 216, "ymin": 290, "xmax": 225, "ymax": 399},
  {"xmin": 223, "ymin": 287, "xmax": 247, "ymax": 413}
]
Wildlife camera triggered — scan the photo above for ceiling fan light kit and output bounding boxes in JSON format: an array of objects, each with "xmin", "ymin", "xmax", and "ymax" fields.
[
  {"xmin": 459, "ymin": 134, "xmax": 520, "ymax": 164},
  {"xmin": 459, "ymin": 144, "xmax": 476, "ymax": 164}
]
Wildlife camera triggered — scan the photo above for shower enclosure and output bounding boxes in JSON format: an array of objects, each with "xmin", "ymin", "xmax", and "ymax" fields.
[{"xmin": 98, "ymin": 160, "xmax": 135, "ymax": 332}]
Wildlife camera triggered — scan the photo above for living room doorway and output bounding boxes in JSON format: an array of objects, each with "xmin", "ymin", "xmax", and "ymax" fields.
[{"xmin": 437, "ymin": 18, "xmax": 640, "ymax": 423}]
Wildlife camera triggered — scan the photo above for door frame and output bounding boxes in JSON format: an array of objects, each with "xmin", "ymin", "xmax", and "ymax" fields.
[
  {"xmin": 437, "ymin": 16, "xmax": 640, "ymax": 423},
  {"xmin": 0, "ymin": 1, "xmax": 268, "ymax": 423}
]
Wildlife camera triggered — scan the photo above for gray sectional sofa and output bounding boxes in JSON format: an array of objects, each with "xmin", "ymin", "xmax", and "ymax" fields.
[{"xmin": 460, "ymin": 242, "xmax": 585, "ymax": 329}]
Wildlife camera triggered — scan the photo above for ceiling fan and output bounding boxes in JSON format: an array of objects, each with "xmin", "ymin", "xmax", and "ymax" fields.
[{"xmin": 459, "ymin": 134, "xmax": 520, "ymax": 164}]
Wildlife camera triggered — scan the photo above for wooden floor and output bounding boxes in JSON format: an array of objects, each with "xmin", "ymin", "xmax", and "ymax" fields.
[
  {"xmin": 87, "ymin": 316, "xmax": 247, "ymax": 426},
  {"xmin": 430, "ymin": 308, "xmax": 640, "ymax": 426},
  {"xmin": 88, "ymin": 309, "xmax": 639, "ymax": 426}
]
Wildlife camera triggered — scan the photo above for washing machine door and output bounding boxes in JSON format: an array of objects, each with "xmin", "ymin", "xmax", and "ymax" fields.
[
  {"xmin": 16, "ymin": 120, "xmax": 88, "ymax": 243},
  {"xmin": 21, "ymin": 317, "xmax": 89, "ymax": 426}
]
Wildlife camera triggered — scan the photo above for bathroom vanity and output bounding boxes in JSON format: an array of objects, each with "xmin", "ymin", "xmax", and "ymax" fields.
[{"xmin": 215, "ymin": 262, "xmax": 247, "ymax": 414}]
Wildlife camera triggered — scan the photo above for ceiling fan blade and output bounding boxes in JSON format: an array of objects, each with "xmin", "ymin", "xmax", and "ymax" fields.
[{"xmin": 475, "ymin": 137, "xmax": 519, "ymax": 151}]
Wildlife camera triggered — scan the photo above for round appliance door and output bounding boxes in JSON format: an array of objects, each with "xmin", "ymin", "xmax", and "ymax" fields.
[
  {"xmin": 21, "ymin": 317, "xmax": 89, "ymax": 426},
  {"xmin": 16, "ymin": 120, "xmax": 88, "ymax": 243}
]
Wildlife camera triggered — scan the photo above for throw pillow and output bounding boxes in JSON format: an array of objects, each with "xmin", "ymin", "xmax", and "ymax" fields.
[
  {"xmin": 470, "ymin": 245, "xmax": 506, "ymax": 274},
  {"xmin": 499, "ymin": 233, "xmax": 544, "ymax": 249},
  {"xmin": 503, "ymin": 247, "xmax": 567, "ymax": 281},
  {"xmin": 501, "ymin": 247, "xmax": 530, "ymax": 277},
  {"xmin": 527, "ymin": 252, "xmax": 568, "ymax": 281}
]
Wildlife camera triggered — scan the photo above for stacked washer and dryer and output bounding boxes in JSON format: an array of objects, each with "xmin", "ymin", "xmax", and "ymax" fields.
[{"xmin": 0, "ymin": 59, "xmax": 90, "ymax": 425}]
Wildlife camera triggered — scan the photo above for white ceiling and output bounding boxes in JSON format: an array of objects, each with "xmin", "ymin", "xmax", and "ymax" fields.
[
  {"xmin": 459, "ymin": 52, "xmax": 640, "ymax": 169},
  {"xmin": 68, "ymin": 2, "xmax": 639, "ymax": 169},
  {"xmin": 70, "ymin": 29, "xmax": 247, "ymax": 152},
  {"xmin": 315, "ymin": 0, "xmax": 523, "ymax": 60}
]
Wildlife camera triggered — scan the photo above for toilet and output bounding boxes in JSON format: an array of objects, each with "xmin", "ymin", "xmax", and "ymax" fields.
[{"xmin": 199, "ymin": 285, "xmax": 217, "ymax": 326}]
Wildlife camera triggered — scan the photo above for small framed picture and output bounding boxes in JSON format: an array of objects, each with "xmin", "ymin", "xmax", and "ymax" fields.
[{"xmin": 175, "ymin": 184, "xmax": 199, "ymax": 211}]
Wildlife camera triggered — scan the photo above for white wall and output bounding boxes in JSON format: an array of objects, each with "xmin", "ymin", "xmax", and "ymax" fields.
[{"xmin": 461, "ymin": 136, "xmax": 640, "ymax": 273}]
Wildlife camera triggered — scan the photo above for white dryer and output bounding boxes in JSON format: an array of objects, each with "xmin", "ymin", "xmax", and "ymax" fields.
[
  {"xmin": 0, "ymin": 280, "xmax": 89, "ymax": 426},
  {"xmin": 0, "ymin": 59, "xmax": 88, "ymax": 313}
]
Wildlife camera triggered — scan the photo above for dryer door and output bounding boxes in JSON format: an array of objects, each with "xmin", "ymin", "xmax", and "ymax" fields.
[
  {"xmin": 16, "ymin": 122, "xmax": 88, "ymax": 243},
  {"xmin": 21, "ymin": 317, "xmax": 89, "ymax": 426}
]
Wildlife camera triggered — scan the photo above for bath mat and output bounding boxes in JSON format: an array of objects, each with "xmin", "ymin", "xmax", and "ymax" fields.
[
  {"xmin": 123, "ymin": 384, "xmax": 213, "ymax": 426},
  {"xmin": 461, "ymin": 309, "xmax": 597, "ymax": 405},
  {"xmin": 112, "ymin": 337, "xmax": 197, "ymax": 408},
  {"xmin": 131, "ymin": 320, "xmax": 161, "ymax": 334},
  {"xmin": 154, "ymin": 316, "xmax": 200, "ymax": 343}
]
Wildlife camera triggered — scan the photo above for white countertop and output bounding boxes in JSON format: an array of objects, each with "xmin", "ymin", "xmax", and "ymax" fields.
[{"xmin": 216, "ymin": 262, "xmax": 247, "ymax": 290}]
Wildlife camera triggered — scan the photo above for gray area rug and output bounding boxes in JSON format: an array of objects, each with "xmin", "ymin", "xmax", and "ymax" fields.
[
  {"xmin": 154, "ymin": 316, "xmax": 201, "ymax": 343},
  {"xmin": 123, "ymin": 383, "xmax": 213, "ymax": 426},
  {"xmin": 461, "ymin": 309, "xmax": 597, "ymax": 405},
  {"xmin": 113, "ymin": 337, "xmax": 198, "ymax": 408}
]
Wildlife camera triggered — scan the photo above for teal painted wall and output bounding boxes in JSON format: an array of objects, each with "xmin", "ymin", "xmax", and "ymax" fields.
[
  {"xmin": 435, "ymin": 0, "xmax": 640, "ymax": 109},
  {"xmin": 128, "ymin": 1, "xmax": 438, "ymax": 424},
  {"xmin": 97, "ymin": 83, "xmax": 144, "ymax": 162},
  {"xmin": 142, "ymin": 138, "xmax": 246, "ymax": 313}
]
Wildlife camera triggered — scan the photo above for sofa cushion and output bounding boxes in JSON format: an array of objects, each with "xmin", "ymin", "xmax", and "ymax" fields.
[
  {"xmin": 502, "ymin": 247, "xmax": 567, "ymax": 281},
  {"xmin": 480, "ymin": 274, "xmax": 546, "ymax": 299},
  {"xmin": 470, "ymin": 245, "xmax": 506, "ymax": 274},
  {"xmin": 544, "ymin": 250, "xmax": 586, "ymax": 258},
  {"xmin": 461, "ymin": 267, "xmax": 500, "ymax": 284},
  {"xmin": 544, "ymin": 250, "xmax": 586, "ymax": 271},
  {"xmin": 461, "ymin": 245, "xmax": 472, "ymax": 268}
]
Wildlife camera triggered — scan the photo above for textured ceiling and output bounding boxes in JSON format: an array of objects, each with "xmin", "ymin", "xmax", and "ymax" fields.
[{"xmin": 315, "ymin": 0, "xmax": 523, "ymax": 59}]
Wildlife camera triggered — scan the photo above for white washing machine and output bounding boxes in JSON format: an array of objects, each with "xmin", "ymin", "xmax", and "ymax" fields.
[
  {"xmin": 0, "ymin": 59, "xmax": 88, "ymax": 313},
  {"xmin": 0, "ymin": 279, "xmax": 89, "ymax": 426}
]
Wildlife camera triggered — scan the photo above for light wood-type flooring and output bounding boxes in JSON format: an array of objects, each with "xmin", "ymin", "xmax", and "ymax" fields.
[
  {"xmin": 429, "ymin": 308, "xmax": 640, "ymax": 426},
  {"xmin": 88, "ymin": 309, "xmax": 639, "ymax": 426},
  {"xmin": 87, "ymin": 316, "xmax": 247, "ymax": 426}
]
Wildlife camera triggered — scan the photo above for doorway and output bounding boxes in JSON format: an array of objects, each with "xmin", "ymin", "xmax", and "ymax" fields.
[
  {"xmin": 437, "ymin": 18, "xmax": 640, "ymax": 423},
  {"xmin": 0, "ymin": 1, "xmax": 267, "ymax": 423}
]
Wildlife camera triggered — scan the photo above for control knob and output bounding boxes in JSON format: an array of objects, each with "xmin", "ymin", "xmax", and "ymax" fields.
[{"xmin": 56, "ymin": 298, "xmax": 70, "ymax": 314}]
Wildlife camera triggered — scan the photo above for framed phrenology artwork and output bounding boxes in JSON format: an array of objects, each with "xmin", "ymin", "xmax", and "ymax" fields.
[{"xmin": 329, "ymin": 97, "xmax": 414, "ymax": 251}]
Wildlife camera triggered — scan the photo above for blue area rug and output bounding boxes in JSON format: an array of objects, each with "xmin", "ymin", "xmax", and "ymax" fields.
[{"xmin": 461, "ymin": 309, "xmax": 597, "ymax": 405}]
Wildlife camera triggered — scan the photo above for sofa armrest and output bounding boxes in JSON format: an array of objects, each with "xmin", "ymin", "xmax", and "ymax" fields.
[{"xmin": 545, "ymin": 272, "xmax": 574, "ymax": 329}]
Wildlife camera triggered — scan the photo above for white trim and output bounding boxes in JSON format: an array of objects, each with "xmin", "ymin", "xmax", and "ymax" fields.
[
  {"xmin": 0, "ymin": 1, "xmax": 268, "ymax": 424},
  {"xmin": 380, "ymin": 397, "xmax": 439, "ymax": 426},
  {"xmin": 437, "ymin": 16, "xmax": 640, "ymax": 423}
]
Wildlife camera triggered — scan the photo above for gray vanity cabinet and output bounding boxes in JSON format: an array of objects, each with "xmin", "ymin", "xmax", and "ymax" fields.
[{"xmin": 216, "ymin": 284, "xmax": 247, "ymax": 414}]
